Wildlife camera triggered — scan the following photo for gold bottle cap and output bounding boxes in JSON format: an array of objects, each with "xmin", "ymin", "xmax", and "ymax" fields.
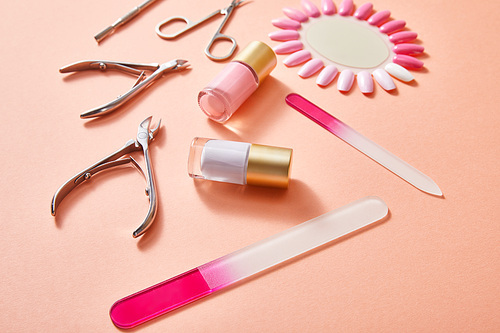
[
  {"xmin": 234, "ymin": 41, "xmax": 277, "ymax": 84},
  {"xmin": 246, "ymin": 144, "xmax": 292, "ymax": 189}
]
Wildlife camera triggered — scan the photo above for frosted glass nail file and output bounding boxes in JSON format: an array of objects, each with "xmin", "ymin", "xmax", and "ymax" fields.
[
  {"xmin": 285, "ymin": 93, "xmax": 442, "ymax": 196},
  {"xmin": 110, "ymin": 196, "xmax": 389, "ymax": 329}
]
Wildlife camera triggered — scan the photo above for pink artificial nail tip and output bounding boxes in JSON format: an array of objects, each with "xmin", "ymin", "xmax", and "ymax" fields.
[
  {"xmin": 301, "ymin": 0, "xmax": 321, "ymax": 17},
  {"xmin": 298, "ymin": 59, "xmax": 324, "ymax": 78},
  {"xmin": 368, "ymin": 10, "xmax": 391, "ymax": 26},
  {"xmin": 337, "ymin": 70, "xmax": 355, "ymax": 92},
  {"xmin": 389, "ymin": 31, "xmax": 418, "ymax": 43},
  {"xmin": 321, "ymin": 0, "xmax": 336, "ymax": 15},
  {"xmin": 338, "ymin": 0, "xmax": 354, "ymax": 16},
  {"xmin": 393, "ymin": 54, "xmax": 424, "ymax": 69},
  {"xmin": 380, "ymin": 20, "xmax": 406, "ymax": 34},
  {"xmin": 393, "ymin": 43, "xmax": 424, "ymax": 55},
  {"xmin": 373, "ymin": 69, "xmax": 396, "ymax": 91},
  {"xmin": 273, "ymin": 40, "xmax": 304, "ymax": 54},
  {"xmin": 283, "ymin": 50, "xmax": 312, "ymax": 67},
  {"xmin": 268, "ymin": 30, "xmax": 300, "ymax": 41},
  {"xmin": 283, "ymin": 7, "xmax": 309, "ymax": 22},
  {"xmin": 316, "ymin": 65, "xmax": 339, "ymax": 86},
  {"xmin": 354, "ymin": 3, "xmax": 373, "ymax": 20},
  {"xmin": 357, "ymin": 71, "xmax": 373, "ymax": 93},
  {"xmin": 272, "ymin": 18, "xmax": 302, "ymax": 30}
]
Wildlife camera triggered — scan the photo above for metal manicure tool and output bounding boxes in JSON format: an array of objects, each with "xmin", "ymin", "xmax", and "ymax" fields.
[
  {"xmin": 59, "ymin": 59, "xmax": 189, "ymax": 119},
  {"xmin": 286, "ymin": 93, "xmax": 443, "ymax": 196},
  {"xmin": 51, "ymin": 116, "xmax": 161, "ymax": 238},
  {"xmin": 94, "ymin": 0, "xmax": 159, "ymax": 43},
  {"xmin": 155, "ymin": 0, "xmax": 246, "ymax": 61}
]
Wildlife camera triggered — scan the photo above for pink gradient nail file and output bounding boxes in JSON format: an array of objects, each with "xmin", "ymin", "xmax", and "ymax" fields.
[
  {"xmin": 110, "ymin": 196, "xmax": 388, "ymax": 329},
  {"xmin": 285, "ymin": 93, "xmax": 442, "ymax": 196}
]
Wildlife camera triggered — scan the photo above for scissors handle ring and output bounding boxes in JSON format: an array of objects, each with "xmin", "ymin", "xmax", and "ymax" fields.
[
  {"xmin": 205, "ymin": 33, "xmax": 237, "ymax": 61},
  {"xmin": 155, "ymin": 16, "xmax": 196, "ymax": 39}
]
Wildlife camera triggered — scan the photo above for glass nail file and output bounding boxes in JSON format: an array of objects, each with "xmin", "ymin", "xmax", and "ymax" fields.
[
  {"xmin": 110, "ymin": 196, "xmax": 388, "ymax": 329},
  {"xmin": 285, "ymin": 93, "xmax": 442, "ymax": 196}
]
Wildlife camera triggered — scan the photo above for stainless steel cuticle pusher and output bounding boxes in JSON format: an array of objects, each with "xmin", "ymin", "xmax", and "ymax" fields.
[
  {"xmin": 94, "ymin": 0, "xmax": 159, "ymax": 43},
  {"xmin": 51, "ymin": 116, "xmax": 161, "ymax": 238}
]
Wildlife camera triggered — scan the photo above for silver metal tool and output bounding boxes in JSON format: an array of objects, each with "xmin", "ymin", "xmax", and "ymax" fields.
[
  {"xmin": 51, "ymin": 116, "xmax": 161, "ymax": 238},
  {"xmin": 59, "ymin": 59, "xmax": 189, "ymax": 119},
  {"xmin": 94, "ymin": 0, "xmax": 159, "ymax": 43},
  {"xmin": 155, "ymin": 0, "xmax": 246, "ymax": 61}
]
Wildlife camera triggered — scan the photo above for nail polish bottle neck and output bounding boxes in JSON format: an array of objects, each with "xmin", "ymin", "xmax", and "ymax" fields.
[{"xmin": 233, "ymin": 60, "xmax": 260, "ymax": 85}]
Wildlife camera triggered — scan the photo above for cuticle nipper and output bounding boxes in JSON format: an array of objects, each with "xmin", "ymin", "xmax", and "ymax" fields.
[
  {"xmin": 59, "ymin": 59, "xmax": 189, "ymax": 119},
  {"xmin": 51, "ymin": 116, "xmax": 161, "ymax": 238}
]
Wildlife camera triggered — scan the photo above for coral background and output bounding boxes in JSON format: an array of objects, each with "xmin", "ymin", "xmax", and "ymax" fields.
[{"xmin": 0, "ymin": 0, "xmax": 498, "ymax": 331}]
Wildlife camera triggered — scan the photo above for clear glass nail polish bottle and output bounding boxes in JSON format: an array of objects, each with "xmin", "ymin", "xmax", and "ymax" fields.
[
  {"xmin": 188, "ymin": 137, "xmax": 292, "ymax": 188},
  {"xmin": 198, "ymin": 41, "xmax": 277, "ymax": 123}
]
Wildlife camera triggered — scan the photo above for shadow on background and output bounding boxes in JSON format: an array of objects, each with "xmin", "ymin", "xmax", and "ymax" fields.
[
  {"xmin": 207, "ymin": 76, "xmax": 292, "ymax": 140},
  {"xmin": 193, "ymin": 178, "xmax": 326, "ymax": 224},
  {"xmin": 60, "ymin": 68, "xmax": 193, "ymax": 128}
]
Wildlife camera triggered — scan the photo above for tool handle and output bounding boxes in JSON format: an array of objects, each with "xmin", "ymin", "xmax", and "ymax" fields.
[
  {"xmin": 204, "ymin": 33, "xmax": 237, "ymax": 61},
  {"xmin": 155, "ymin": 10, "xmax": 220, "ymax": 39}
]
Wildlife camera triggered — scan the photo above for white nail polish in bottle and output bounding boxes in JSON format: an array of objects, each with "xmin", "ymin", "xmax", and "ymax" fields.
[{"xmin": 188, "ymin": 137, "xmax": 292, "ymax": 188}]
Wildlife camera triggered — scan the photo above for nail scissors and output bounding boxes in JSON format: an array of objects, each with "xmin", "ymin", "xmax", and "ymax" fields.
[
  {"xmin": 155, "ymin": 0, "xmax": 246, "ymax": 61},
  {"xmin": 60, "ymin": 59, "xmax": 189, "ymax": 119},
  {"xmin": 51, "ymin": 117, "xmax": 161, "ymax": 238}
]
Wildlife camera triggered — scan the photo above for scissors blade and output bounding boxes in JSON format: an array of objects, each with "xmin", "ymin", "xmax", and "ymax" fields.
[
  {"xmin": 222, "ymin": 0, "xmax": 245, "ymax": 14},
  {"xmin": 229, "ymin": 0, "xmax": 245, "ymax": 11},
  {"xmin": 286, "ymin": 93, "xmax": 443, "ymax": 196},
  {"xmin": 232, "ymin": 0, "xmax": 246, "ymax": 7}
]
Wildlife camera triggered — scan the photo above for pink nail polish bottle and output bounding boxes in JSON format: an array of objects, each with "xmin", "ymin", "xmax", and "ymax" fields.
[{"xmin": 198, "ymin": 41, "xmax": 277, "ymax": 122}]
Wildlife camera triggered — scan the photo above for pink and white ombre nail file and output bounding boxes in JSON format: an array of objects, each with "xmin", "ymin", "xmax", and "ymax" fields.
[
  {"xmin": 110, "ymin": 196, "xmax": 388, "ymax": 329},
  {"xmin": 286, "ymin": 93, "xmax": 442, "ymax": 196}
]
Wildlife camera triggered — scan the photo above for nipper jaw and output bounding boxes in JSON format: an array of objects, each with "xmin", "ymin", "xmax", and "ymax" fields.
[
  {"xmin": 51, "ymin": 116, "xmax": 161, "ymax": 238},
  {"xmin": 59, "ymin": 59, "xmax": 189, "ymax": 119}
]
